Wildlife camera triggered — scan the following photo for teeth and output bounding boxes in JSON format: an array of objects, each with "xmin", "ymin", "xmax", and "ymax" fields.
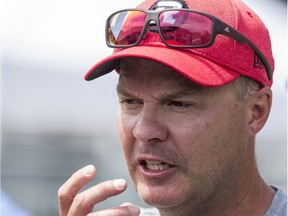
[{"xmin": 145, "ymin": 160, "xmax": 170, "ymax": 171}]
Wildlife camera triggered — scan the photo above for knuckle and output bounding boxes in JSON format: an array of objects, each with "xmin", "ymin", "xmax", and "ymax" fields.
[
  {"xmin": 58, "ymin": 185, "xmax": 75, "ymax": 202},
  {"xmin": 58, "ymin": 186, "xmax": 67, "ymax": 201}
]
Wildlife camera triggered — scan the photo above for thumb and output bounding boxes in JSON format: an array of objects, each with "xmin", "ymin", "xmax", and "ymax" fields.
[{"xmin": 121, "ymin": 202, "xmax": 140, "ymax": 215}]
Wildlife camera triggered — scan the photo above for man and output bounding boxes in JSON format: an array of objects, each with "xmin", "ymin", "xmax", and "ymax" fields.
[{"xmin": 58, "ymin": 0, "xmax": 287, "ymax": 215}]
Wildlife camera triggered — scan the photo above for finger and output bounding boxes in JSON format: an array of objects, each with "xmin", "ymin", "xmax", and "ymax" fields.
[
  {"xmin": 58, "ymin": 165, "xmax": 96, "ymax": 216},
  {"xmin": 68, "ymin": 179, "xmax": 128, "ymax": 216},
  {"xmin": 87, "ymin": 204, "xmax": 140, "ymax": 216}
]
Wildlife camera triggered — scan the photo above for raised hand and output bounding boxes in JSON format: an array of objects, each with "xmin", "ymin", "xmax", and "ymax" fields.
[{"xmin": 58, "ymin": 165, "xmax": 140, "ymax": 216}]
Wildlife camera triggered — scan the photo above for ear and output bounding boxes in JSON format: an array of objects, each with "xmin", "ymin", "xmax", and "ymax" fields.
[{"xmin": 248, "ymin": 87, "xmax": 272, "ymax": 135}]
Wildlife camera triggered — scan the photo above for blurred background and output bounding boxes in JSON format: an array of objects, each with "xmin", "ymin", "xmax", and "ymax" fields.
[{"xmin": 1, "ymin": 0, "xmax": 287, "ymax": 215}]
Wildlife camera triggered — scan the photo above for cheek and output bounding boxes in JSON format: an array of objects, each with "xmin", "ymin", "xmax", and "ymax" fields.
[
  {"xmin": 164, "ymin": 116, "xmax": 214, "ymax": 176},
  {"xmin": 175, "ymin": 106, "xmax": 247, "ymax": 173}
]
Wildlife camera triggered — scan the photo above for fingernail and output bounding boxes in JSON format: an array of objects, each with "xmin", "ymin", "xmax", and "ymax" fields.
[
  {"xmin": 113, "ymin": 179, "xmax": 126, "ymax": 189},
  {"xmin": 128, "ymin": 205, "xmax": 140, "ymax": 214},
  {"xmin": 83, "ymin": 165, "xmax": 95, "ymax": 176}
]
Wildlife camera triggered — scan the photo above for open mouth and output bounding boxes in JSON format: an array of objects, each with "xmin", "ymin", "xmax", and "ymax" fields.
[{"xmin": 140, "ymin": 160, "xmax": 173, "ymax": 171}]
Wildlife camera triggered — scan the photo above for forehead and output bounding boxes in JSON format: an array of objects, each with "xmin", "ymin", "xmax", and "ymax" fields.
[{"xmin": 116, "ymin": 57, "xmax": 241, "ymax": 101}]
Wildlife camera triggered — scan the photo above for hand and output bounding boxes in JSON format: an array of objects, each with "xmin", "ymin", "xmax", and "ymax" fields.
[{"xmin": 58, "ymin": 165, "xmax": 140, "ymax": 216}]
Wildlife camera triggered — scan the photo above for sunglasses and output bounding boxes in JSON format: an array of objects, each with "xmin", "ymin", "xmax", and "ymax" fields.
[{"xmin": 105, "ymin": 9, "xmax": 272, "ymax": 80}]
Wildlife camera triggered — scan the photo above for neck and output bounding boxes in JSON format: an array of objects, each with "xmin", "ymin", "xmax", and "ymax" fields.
[{"xmin": 229, "ymin": 173, "xmax": 276, "ymax": 216}]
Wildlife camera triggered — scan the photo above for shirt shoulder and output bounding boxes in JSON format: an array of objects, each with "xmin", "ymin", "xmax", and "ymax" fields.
[{"xmin": 264, "ymin": 187, "xmax": 287, "ymax": 216}]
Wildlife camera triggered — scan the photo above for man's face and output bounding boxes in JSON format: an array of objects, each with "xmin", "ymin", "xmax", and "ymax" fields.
[{"xmin": 116, "ymin": 58, "xmax": 251, "ymax": 213}]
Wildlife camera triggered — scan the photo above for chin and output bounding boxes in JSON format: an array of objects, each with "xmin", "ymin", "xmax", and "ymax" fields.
[{"xmin": 136, "ymin": 181, "xmax": 184, "ymax": 208}]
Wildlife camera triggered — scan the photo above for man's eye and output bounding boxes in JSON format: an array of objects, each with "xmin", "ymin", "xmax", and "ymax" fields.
[
  {"xmin": 120, "ymin": 99, "xmax": 142, "ymax": 105},
  {"xmin": 167, "ymin": 101, "xmax": 190, "ymax": 108}
]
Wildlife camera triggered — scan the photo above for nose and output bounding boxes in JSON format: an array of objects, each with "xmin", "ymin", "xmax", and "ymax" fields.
[{"xmin": 133, "ymin": 106, "xmax": 168, "ymax": 144}]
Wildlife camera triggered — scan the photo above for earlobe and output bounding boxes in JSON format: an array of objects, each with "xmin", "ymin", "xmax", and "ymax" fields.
[{"xmin": 248, "ymin": 87, "xmax": 272, "ymax": 135}]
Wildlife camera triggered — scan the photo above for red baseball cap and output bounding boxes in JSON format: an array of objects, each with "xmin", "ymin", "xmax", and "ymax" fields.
[{"xmin": 85, "ymin": 0, "xmax": 274, "ymax": 87}]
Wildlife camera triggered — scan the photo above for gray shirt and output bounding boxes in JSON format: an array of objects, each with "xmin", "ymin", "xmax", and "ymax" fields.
[
  {"xmin": 140, "ymin": 187, "xmax": 287, "ymax": 216},
  {"xmin": 264, "ymin": 187, "xmax": 287, "ymax": 216}
]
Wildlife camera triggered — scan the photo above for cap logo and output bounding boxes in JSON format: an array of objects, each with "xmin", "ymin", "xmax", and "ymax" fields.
[
  {"xmin": 224, "ymin": 27, "xmax": 230, "ymax": 33},
  {"xmin": 254, "ymin": 53, "xmax": 264, "ymax": 69},
  {"xmin": 149, "ymin": 0, "xmax": 188, "ymax": 10}
]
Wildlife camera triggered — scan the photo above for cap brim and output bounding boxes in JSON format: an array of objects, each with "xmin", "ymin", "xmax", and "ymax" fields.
[{"xmin": 85, "ymin": 46, "xmax": 239, "ymax": 87}]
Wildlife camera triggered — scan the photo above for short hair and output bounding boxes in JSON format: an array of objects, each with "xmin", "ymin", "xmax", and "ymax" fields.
[{"xmin": 235, "ymin": 76, "xmax": 263, "ymax": 102}]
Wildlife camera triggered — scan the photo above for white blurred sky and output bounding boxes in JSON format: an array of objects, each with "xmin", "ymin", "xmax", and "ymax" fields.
[{"xmin": 2, "ymin": 0, "xmax": 144, "ymax": 70}]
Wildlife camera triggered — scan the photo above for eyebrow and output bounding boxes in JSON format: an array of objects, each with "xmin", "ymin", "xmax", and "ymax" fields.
[{"xmin": 116, "ymin": 84, "xmax": 133, "ymax": 97}]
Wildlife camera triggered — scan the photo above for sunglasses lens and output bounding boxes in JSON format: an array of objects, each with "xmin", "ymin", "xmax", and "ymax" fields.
[
  {"xmin": 107, "ymin": 10, "xmax": 146, "ymax": 46},
  {"xmin": 159, "ymin": 11, "xmax": 213, "ymax": 46}
]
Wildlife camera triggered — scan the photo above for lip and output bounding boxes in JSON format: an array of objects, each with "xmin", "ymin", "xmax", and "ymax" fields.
[{"xmin": 136, "ymin": 156, "xmax": 177, "ymax": 179}]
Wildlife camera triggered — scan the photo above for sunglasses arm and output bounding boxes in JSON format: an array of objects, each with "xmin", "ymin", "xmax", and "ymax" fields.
[{"xmin": 219, "ymin": 22, "xmax": 272, "ymax": 80}]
